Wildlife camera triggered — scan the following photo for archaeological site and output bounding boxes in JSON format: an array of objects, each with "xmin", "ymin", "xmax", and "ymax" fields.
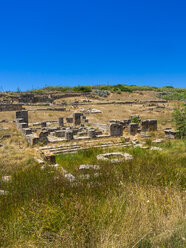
[{"xmin": 0, "ymin": 85, "xmax": 185, "ymax": 247}]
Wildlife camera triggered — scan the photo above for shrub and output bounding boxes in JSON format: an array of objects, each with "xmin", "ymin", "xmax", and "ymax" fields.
[{"xmin": 172, "ymin": 105, "xmax": 186, "ymax": 139}]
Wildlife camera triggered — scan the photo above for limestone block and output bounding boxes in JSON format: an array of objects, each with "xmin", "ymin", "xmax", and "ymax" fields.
[
  {"xmin": 110, "ymin": 123, "xmax": 123, "ymax": 137},
  {"xmin": 59, "ymin": 117, "xmax": 64, "ymax": 127},
  {"xmin": 16, "ymin": 110, "xmax": 28, "ymax": 123},
  {"xmin": 73, "ymin": 113, "xmax": 82, "ymax": 125},
  {"xmin": 88, "ymin": 128, "xmax": 96, "ymax": 138},
  {"xmin": 128, "ymin": 123, "xmax": 138, "ymax": 136},
  {"xmin": 148, "ymin": 120, "xmax": 157, "ymax": 131},
  {"xmin": 41, "ymin": 122, "xmax": 47, "ymax": 128},
  {"xmin": 65, "ymin": 129, "xmax": 74, "ymax": 140}
]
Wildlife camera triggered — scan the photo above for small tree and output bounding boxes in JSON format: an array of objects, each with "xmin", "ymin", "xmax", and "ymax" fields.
[{"xmin": 172, "ymin": 104, "xmax": 186, "ymax": 139}]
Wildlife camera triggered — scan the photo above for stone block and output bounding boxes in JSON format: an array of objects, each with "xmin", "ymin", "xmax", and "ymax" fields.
[
  {"xmin": 41, "ymin": 122, "xmax": 47, "ymax": 128},
  {"xmin": 141, "ymin": 120, "xmax": 149, "ymax": 132},
  {"xmin": 65, "ymin": 129, "xmax": 74, "ymax": 140},
  {"xmin": 59, "ymin": 117, "xmax": 64, "ymax": 127},
  {"xmin": 26, "ymin": 134, "xmax": 39, "ymax": 146},
  {"xmin": 164, "ymin": 129, "xmax": 179, "ymax": 139},
  {"xmin": 88, "ymin": 128, "xmax": 96, "ymax": 138},
  {"xmin": 110, "ymin": 123, "xmax": 123, "ymax": 137},
  {"xmin": 128, "ymin": 123, "xmax": 139, "ymax": 135},
  {"xmin": 66, "ymin": 117, "xmax": 73, "ymax": 123},
  {"xmin": 148, "ymin": 120, "xmax": 157, "ymax": 131},
  {"xmin": 38, "ymin": 131, "xmax": 48, "ymax": 144},
  {"xmin": 73, "ymin": 113, "xmax": 82, "ymax": 125},
  {"xmin": 16, "ymin": 110, "xmax": 28, "ymax": 123},
  {"xmin": 55, "ymin": 130, "xmax": 66, "ymax": 137},
  {"xmin": 18, "ymin": 122, "xmax": 28, "ymax": 130},
  {"xmin": 22, "ymin": 128, "xmax": 32, "ymax": 135}
]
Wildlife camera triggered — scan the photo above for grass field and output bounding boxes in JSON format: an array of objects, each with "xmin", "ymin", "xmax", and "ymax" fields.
[
  {"xmin": 0, "ymin": 88, "xmax": 185, "ymax": 247},
  {"xmin": 0, "ymin": 139, "xmax": 185, "ymax": 247}
]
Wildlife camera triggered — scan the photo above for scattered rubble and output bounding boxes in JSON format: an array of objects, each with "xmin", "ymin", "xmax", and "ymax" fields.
[
  {"xmin": 2, "ymin": 176, "xmax": 12, "ymax": 183},
  {"xmin": 151, "ymin": 147, "xmax": 163, "ymax": 151},
  {"xmin": 79, "ymin": 164, "xmax": 100, "ymax": 170},
  {"xmin": 96, "ymin": 152, "xmax": 133, "ymax": 163},
  {"xmin": 0, "ymin": 190, "xmax": 9, "ymax": 195}
]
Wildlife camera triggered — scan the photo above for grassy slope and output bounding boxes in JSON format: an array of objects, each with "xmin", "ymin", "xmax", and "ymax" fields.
[{"xmin": 0, "ymin": 140, "xmax": 185, "ymax": 248}]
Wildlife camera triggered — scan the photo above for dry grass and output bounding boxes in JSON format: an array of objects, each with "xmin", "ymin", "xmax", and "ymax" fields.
[{"xmin": 0, "ymin": 92, "xmax": 185, "ymax": 247}]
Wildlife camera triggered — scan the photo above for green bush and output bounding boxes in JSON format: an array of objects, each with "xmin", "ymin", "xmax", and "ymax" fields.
[
  {"xmin": 72, "ymin": 86, "xmax": 92, "ymax": 92},
  {"xmin": 172, "ymin": 105, "xmax": 186, "ymax": 139}
]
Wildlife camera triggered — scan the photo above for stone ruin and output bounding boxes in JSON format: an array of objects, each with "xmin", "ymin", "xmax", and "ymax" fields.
[
  {"xmin": 15, "ymin": 110, "xmax": 160, "ymax": 147},
  {"xmin": 109, "ymin": 116, "xmax": 157, "ymax": 136},
  {"xmin": 59, "ymin": 117, "xmax": 64, "ymax": 127},
  {"xmin": 0, "ymin": 103, "xmax": 23, "ymax": 112},
  {"xmin": 73, "ymin": 113, "xmax": 82, "ymax": 126},
  {"xmin": 128, "ymin": 123, "xmax": 139, "ymax": 136},
  {"xmin": 15, "ymin": 111, "xmax": 94, "ymax": 145},
  {"xmin": 164, "ymin": 128, "xmax": 179, "ymax": 139},
  {"xmin": 109, "ymin": 122, "xmax": 123, "ymax": 137},
  {"xmin": 141, "ymin": 120, "xmax": 157, "ymax": 132}
]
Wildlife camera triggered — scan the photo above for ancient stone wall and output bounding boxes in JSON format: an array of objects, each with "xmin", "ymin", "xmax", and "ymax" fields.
[
  {"xmin": 141, "ymin": 119, "xmax": 157, "ymax": 132},
  {"xmin": 0, "ymin": 104, "xmax": 23, "ymax": 112}
]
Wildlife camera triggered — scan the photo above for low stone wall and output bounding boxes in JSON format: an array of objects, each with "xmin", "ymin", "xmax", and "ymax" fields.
[{"xmin": 0, "ymin": 104, "xmax": 23, "ymax": 112}]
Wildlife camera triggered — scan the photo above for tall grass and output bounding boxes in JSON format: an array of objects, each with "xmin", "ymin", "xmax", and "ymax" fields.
[{"xmin": 0, "ymin": 140, "xmax": 185, "ymax": 247}]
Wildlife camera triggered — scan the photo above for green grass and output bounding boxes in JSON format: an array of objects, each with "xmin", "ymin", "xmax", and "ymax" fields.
[
  {"xmin": 0, "ymin": 140, "xmax": 185, "ymax": 247},
  {"xmin": 19, "ymin": 84, "xmax": 185, "ymax": 99}
]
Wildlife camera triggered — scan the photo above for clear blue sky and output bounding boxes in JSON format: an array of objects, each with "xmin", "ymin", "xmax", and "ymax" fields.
[{"xmin": 0, "ymin": 0, "xmax": 186, "ymax": 91}]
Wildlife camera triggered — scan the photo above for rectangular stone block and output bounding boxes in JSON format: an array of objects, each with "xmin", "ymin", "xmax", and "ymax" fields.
[
  {"xmin": 73, "ymin": 113, "xmax": 82, "ymax": 125},
  {"xmin": 141, "ymin": 120, "xmax": 149, "ymax": 132},
  {"xmin": 55, "ymin": 130, "xmax": 66, "ymax": 137},
  {"xmin": 41, "ymin": 122, "xmax": 47, "ymax": 128},
  {"xmin": 26, "ymin": 135, "xmax": 39, "ymax": 146},
  {"xmin": 110, "ymin": 123, "xmax": 123, "ymax": 137},
  {"xmin": 148, "ymin": 120, "xmax": 157, "ymax": 131},
  {"xmin": 22, "ymin": 128, "xmax": 32, "ymax": 135},
  {"xmin": 164, "ymin": 129, "xmax": 178, "ymax": 139},
  {"xmin": 66, "ymin": 117, "xmax": 73, "ymax": 123},
  {"xmin": 88, "ymin": 128, "xmax": 96, "ymax": 138},
  {"xmin": 128, "ymin": 123, "xmax": 138, "ymax": 136},
  {"xmin": 59, "ymin": 117, "xmax": 64, "ymax": 127},
  {"xmin": 16, "ymin": 111, "xmax": 28, "ymax": 123},
  {"xmin": 18, "ymin": 122, "xmax": 28, "ymax": 130},
  {"xmin": 65, "ymin": 129, "xmax": 74, "ymax": 140}
]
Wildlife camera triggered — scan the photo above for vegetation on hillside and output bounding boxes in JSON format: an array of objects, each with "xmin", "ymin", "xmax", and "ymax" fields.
[{"xmin": 2, "ymin": 84, "xmax": 186, "ymax": 102}]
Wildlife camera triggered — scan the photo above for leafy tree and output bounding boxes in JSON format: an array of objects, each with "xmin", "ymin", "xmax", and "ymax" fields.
[{"xmin": 172, "ymin": 104, "xmax": 186, "ymax": 139}]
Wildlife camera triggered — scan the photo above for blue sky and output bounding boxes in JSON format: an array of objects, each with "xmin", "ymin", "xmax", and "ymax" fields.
[{"xmin": 0, "ymin": 0, "xmax": 186, "ymax": 91}]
